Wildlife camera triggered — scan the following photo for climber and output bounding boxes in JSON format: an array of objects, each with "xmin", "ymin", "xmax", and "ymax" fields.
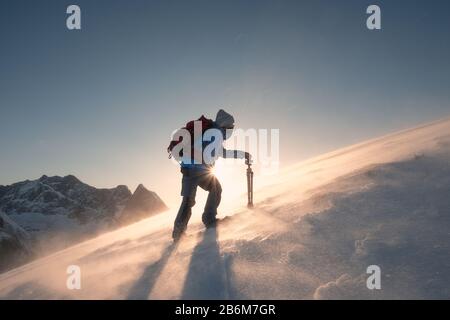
[{"xmin": 167, "ymin": 109, "xmax": 251, "ymax": 241}]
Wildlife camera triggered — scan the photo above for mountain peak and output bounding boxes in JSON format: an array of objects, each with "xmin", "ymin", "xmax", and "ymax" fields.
[
  {"xmin": 118, "ymin": 184, "xmax": 167, "ymax": 225},
  {"xmin": 63, "ymin": 174, "xmax": 81, "ymax": 184},
  {"xmin": 37, "ymin": 174, "xmax": 82, "ymax": 185},
  {"xmin": 134, "ymin": 184, "xmax": 149, "ymax": 194},
  {"xmin": 115, "ymin": 184, "xmax": 131, "ymax": 192}
]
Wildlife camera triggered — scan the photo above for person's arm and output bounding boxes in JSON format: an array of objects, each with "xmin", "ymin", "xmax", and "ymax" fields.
[{"xmin": 222, "ymin": 148, "xmax": 252, "ymax": 163}]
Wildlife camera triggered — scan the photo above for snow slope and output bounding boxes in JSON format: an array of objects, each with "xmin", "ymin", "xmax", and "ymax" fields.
[{"xmin": 0, "ymin": 117, "xmax": 450, "ymax": 299}]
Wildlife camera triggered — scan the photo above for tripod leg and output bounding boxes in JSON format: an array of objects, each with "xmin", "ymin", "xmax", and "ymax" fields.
[
  {"xmin": 247, "ymin": 170, "xmax": 251, "ymax": 206},
  {"xmin": 250, "ymin": 170, "xmax": 254, "ymax": 207},
  {"xmin": 247, "ymin": 165, "xmax": 254, "ymax": 208}
]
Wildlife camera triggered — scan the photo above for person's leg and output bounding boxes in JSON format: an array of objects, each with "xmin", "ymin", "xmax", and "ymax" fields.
[
  {"xmin": 173, "ymin": 196, "xmax": 195, "ymax": 239},
  {"xmin": 199, "ymin": 173, "xmax": 222, "ymax": 227},
  {"xmin": 173, "ymin": 171, "xmax": 198, "ymax": 240}
]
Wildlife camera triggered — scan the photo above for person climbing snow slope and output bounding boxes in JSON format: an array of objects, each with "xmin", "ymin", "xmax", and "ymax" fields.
[{"xmin": 167, "ymin": 109, "xmax": 252, "ymax": 241}]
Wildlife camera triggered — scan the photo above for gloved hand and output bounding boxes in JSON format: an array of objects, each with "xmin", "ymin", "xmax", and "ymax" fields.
[{"xmin": 245, "ymin": 152, "xmax": 252, "ymax": 165}]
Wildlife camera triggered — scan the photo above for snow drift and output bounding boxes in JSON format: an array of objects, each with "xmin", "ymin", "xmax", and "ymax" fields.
[{"xmin": 1, "ymin": 117, "xmax": 450, "ymax": 299}]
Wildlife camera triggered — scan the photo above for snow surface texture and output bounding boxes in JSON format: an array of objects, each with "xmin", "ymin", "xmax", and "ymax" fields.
[{"xmin": 0, "ymin": 118, "xmax": 450, "ymax": 299}]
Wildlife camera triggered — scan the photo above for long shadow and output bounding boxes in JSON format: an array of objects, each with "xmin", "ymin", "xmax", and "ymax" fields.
[
  {"xmin": 127, "ymin": 243, "xmax": 177, "ymax": 299},
  {"xmin": 181, "ymin": 227, "xmax": 228, "ymax": 299}
]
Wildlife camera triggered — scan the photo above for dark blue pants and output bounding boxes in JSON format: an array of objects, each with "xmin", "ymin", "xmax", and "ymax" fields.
[{"xmin": 173, "ymin": 169, "xmax": 222, "ymax": 237}]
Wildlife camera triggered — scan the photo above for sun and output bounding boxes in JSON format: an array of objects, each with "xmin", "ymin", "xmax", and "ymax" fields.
[
  {"xmin": 210, "ymin": 158, "xmax": 241, "ymax": 182},
  {"xmin": 209, "ymin": 159, "xmax": 248, "ymax": 203},
  {"xmin": 210, "ymin": 160, "xmax": 225, "ymax": 180}
]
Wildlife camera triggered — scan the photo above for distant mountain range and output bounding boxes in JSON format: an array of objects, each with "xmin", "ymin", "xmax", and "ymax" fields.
[{"xmin": 0, "ymin": 175, "xmax": 167, "ymax": 272}]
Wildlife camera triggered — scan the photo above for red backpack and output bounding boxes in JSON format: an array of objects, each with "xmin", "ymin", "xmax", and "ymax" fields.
[{"xmin": 167, "ymin": 115, "xmax": 214, "ymax": 160}]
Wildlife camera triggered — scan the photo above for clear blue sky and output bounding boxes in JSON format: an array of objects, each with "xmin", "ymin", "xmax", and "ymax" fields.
[{"xmin": 1, "ymin": 0, "xmax": 450, "ymax": 204}]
